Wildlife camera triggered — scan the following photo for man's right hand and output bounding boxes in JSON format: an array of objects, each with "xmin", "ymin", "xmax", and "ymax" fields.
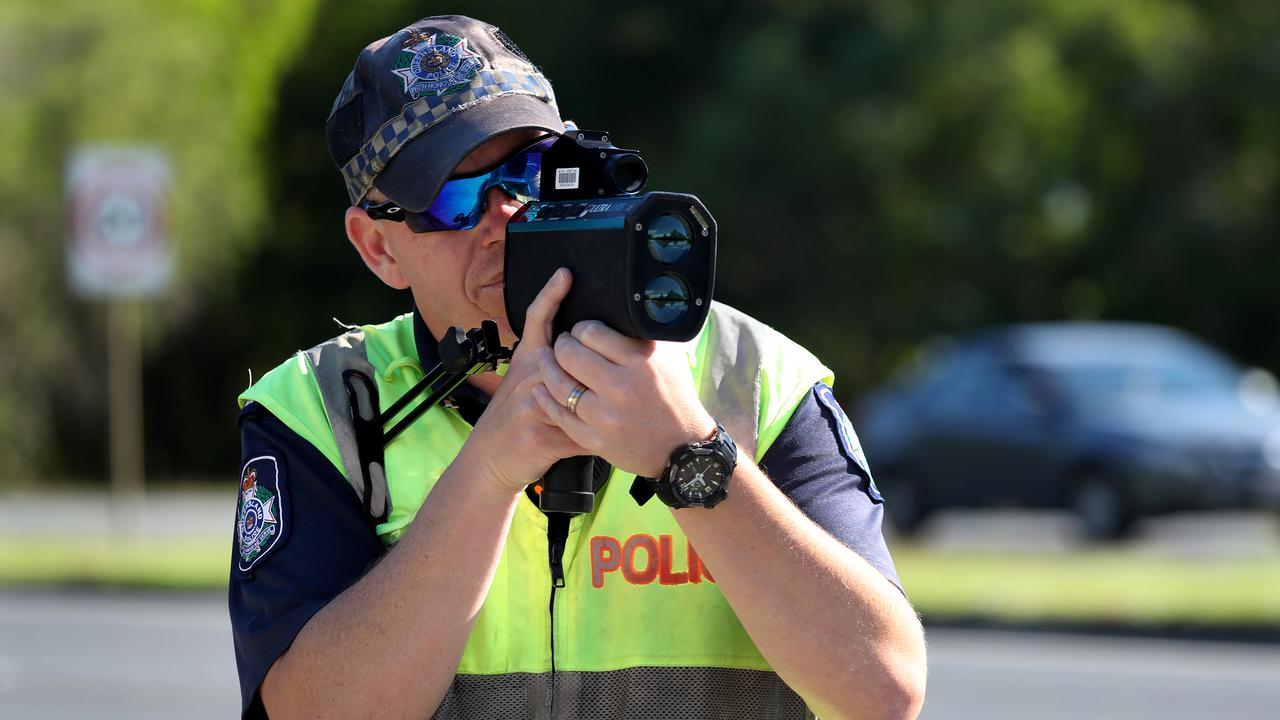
[{"xmin": 461, "ymin": 267, "xmax": 588, "ymax": 494}]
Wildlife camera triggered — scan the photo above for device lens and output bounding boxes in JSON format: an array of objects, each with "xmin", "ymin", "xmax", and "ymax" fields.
[
  {"xmin": 605, "ymin": 154, "xmax": 648, "ymax": 194},
  {"xmin": 642, "ymin": 274, "xmax": 690, "ymax": 325},
  {"xmin": 646, "ymin": 213, "xmax": 693, "ymax": 264}
]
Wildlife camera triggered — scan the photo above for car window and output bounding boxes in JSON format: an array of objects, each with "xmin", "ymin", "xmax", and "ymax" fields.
[
  {"xmin": 988, "ymin": 368, "xmax": 1046, "ymax": 417},
  {"xmin": 924, "ymin": 367, "xmax": 981, "ymax": 418},
  {"xmin": 1035, "ymin": 331, "xmax": 1243, "ymax": 407},
  {"xmin": 1053, "ymin": 358, "xmax": 1239, "ymax": 408},
  {"xmin": 925, "ymin": 364, "xmax": 1042, "ymax": 419}
]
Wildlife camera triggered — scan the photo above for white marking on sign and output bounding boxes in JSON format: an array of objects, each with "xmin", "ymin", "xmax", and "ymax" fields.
[{"xmin": 96, "ymin": 192, "xmax": 146, "ymax": 247}]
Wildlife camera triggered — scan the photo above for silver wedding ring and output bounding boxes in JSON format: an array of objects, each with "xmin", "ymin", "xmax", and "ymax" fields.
[{"xmin": 565, "ymin": 383, "xmax": 588, "ymax": 415}]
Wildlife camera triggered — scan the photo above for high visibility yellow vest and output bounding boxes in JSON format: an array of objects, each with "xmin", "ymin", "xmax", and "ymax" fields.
[{"xmin": 241, "ymin": 302, "xmax": 833, "ymax": 719}]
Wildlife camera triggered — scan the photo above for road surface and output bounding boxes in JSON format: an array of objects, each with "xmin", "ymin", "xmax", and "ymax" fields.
[{"xmin": 2, "ymin": 589, "xmax": 1278, "ymax": 719}]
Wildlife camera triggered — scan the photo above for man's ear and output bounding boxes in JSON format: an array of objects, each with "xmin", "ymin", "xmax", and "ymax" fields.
[{"xmin": 345, "ymin": 206, "xmax": 409, "ymax": 289}]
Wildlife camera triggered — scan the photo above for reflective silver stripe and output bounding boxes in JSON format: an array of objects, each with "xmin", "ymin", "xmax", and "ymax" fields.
[
  {"xmin": 697, "ymin": 302, "xmax": 766, "ymax": 460},
  {"xmin": 431, "ymin": 667, "xmax": 809, "ymax": 720},
  {"xmin": 302, "ymin": 329, "xmax": 390, "ymax": 519}
]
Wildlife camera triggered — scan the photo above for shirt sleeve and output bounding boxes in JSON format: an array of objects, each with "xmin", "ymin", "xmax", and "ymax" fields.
[
  {"xmin": 758, "ymin": 383, "xmax": 901, "ymax": 590},
  {"xmin": 229, "ymin": 402, "xmax": 386, "ymax": 718}
]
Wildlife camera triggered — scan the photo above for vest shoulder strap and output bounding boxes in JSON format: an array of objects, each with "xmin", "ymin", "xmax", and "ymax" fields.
[{"xmin": 302, "ymin": 329, "xmax": 390, "ymax": 522}]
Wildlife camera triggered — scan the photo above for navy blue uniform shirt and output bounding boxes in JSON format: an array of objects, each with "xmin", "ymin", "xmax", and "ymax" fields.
[{"xmin": 229, "ymin": 310, "xmax": 896, "ymax": 717}]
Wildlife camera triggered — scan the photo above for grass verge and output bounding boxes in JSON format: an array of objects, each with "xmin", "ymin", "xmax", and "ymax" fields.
[
  {"xmin": 0, "ymin": 537, "xmax": 231, "ymax": 590},
  {"xmin": 2, "ymin": 537, "xmax": 1278, "ymax": 630},
  {"xmin": 894, "ymin": 546, "xmax": 1280, "ymax": 628}
]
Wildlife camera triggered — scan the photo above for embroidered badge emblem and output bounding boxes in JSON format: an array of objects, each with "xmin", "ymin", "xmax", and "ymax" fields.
[
  {"xmin": 237, "ymin": 456, "xmax": 284, "ymax": 571},
  {"xmin": 392, "ymin": 33, "xmax": 485, "ymax": 99}
]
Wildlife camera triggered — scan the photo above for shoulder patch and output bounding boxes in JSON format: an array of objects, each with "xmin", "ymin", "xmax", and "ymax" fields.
[
  {"xmin": 814, "ymin": 384, "xmax": 884, "ymax": 504},
  {"xmin": 237, "ymin": 456, "xmax": 286, "ymax": 571}
]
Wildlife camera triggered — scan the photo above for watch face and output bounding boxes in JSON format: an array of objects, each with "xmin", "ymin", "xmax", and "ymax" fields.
[{"xmin": 674, "ymin": 451, "xmax": 727, "ymax": 503}]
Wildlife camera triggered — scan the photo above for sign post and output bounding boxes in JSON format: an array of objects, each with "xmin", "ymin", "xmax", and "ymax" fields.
[{"xmin": 66, "ymin": 146, "xmax": 173, "ymax": 534}]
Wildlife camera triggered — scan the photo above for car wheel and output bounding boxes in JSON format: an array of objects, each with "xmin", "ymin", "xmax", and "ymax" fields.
[
  {"xmin": 885, "ymin": 474, "xmax": 932, "ymax": 537},
  {"xmin": 1070, "ymin": 475, "xmax": 1136, "ymax": 541}
]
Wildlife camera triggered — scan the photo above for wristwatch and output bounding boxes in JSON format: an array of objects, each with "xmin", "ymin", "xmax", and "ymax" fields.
[{"xmin": 633, "ymin": 423, "xmax": 738, "ymax": 509}]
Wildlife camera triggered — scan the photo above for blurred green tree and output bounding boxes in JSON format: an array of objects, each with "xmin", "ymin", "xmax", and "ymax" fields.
[
  {"xmin": 661, "ymin": 0, "xmax": 1280, "ymax": 394},
  {"xmin": 3, "ymin": 0, "xmax": 1277, "ymax": 481},
  {"xmin": 0, "ymin": 0, "xmax": 317, "ymax": 480}
]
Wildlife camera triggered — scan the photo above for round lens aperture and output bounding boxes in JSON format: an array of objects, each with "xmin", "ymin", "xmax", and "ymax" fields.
[
  {"xmin": 646, "ymin": 213, "xmax": 693, "ymax": 264},
  {"xmin": 642, "ymin": 274, "xmax": 691, "ymax": 326},
  {"xmin": 604, "ymin": 154, "xmax": 648, "ymax": 194}
]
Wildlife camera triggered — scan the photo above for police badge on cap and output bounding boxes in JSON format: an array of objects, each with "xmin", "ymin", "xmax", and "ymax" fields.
[{"xmin": 392, "ymin": 33, "xmax": 485, "ymax": 99}]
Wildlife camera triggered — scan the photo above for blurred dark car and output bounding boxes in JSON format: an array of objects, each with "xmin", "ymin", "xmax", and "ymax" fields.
[{"xmin": 855, "ymin": 323, "xmax": 1280, "ymax": 539}]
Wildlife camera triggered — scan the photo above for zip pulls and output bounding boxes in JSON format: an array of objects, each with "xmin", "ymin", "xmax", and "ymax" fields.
[
  {"xmin": 547, "ymin": 512, "xmax": 571, "ymax": 715},
  {"xmin": 547, "ymin": 512, "xmax": 570, "ymax": 588}
]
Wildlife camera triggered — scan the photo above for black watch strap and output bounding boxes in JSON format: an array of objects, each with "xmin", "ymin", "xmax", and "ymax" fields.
[{"xmin": 629, "ymin": 475, "xmax": 658, "ymax": 506}]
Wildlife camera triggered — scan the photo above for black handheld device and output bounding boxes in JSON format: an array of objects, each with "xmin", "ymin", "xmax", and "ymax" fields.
[
  {"xmin": 503, "ymin": 130, "xmax": 718, "ymax": 514},
  {"xmin": 504, "ymin": 130, "xmax": 717, "ymax": 343}
]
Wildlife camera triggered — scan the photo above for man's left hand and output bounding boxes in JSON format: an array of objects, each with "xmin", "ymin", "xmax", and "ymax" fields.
[{"xmin": 532, "ymin": 319, "xmax": 715, "ymax": 478}]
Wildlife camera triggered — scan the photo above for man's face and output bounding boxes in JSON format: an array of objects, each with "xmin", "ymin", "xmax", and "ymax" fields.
[{"xmin": 377, "ymin": 129, "xmax": 544, "ymax": 345}]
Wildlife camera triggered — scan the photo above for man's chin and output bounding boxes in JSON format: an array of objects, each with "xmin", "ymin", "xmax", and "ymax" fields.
[
  {"xmin": 493, "ymin": 319, "xmax": 519, "ymax": 348},
  {"xmin": 476, "ymin": 305, "xmax": 518, "ymax": 347}
]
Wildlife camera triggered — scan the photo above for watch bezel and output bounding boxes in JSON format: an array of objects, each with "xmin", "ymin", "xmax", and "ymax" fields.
[
  {"xmin": 650, "ymin": 423, "xmax": 737, "ymax": 509},
  {"xmin": 669, "ymin": 446, "xmax": 732, "ymax": 505}
]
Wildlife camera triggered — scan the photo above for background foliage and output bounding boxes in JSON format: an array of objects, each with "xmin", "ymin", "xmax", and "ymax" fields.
[
  {"xmin": 0, "ymin": 0, "xmax": 317, "ymax": 477},
  {"xmin": 2, "ymin": 0, "xmax": 1278, "ymax": 481}
]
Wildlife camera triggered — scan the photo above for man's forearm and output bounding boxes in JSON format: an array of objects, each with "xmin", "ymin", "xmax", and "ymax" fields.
[
  {"xmin": 672, "ymin": 457, "xmax": 927, "ymax": 720},
  {"xmin": 260, "ymin": 443, "xmax": 522, "ymax": 720}
]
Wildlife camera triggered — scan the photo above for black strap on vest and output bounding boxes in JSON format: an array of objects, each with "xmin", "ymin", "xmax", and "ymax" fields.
[
  {"xmin": 341, "ymin": 369, "xmax": 389, "ymax": 525},
  {"xmin": 342, "ymin": 321, "xmax": 513, "ymax": 526}
]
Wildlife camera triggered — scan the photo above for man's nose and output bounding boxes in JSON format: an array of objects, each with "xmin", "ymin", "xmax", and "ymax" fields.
[{"xmin": 475, "ymin": 186, "xmax": 523, "ymax": 245}]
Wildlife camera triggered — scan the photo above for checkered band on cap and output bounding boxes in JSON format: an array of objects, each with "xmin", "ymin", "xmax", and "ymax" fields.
[{"xmin": 339, "ymin": 70, "xmax": 557, "ymax": 205}]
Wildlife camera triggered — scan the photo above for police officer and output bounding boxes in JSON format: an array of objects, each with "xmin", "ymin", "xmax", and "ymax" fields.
[{"xmin": 230, "ymin": 15, "xmax": 926, "ymax": 720}]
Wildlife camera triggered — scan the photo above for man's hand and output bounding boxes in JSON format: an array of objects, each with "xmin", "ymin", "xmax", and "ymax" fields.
[
  {"xmin": 532, "ymin": 317, "xmax": 715, "ymax": 478},
  {"xmin": 465, "ymin": 268, "xmax": 588, "ymax": 493}
]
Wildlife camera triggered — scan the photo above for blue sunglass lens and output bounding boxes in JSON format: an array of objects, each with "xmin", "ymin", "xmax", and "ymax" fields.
[{"xmin": 409, "ymin": 137, "xmax": 554, "ymax": 232}]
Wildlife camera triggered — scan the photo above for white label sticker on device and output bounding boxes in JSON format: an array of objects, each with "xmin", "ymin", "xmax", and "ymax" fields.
[{"xmin": 555, "ymin": 167, "xmax": 580, "ymax": 190}]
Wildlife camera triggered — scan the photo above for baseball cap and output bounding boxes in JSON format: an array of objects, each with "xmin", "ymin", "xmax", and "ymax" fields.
[{"xmin": 325, "ymin": 15, "xmax": 564, "ymax": 212}]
